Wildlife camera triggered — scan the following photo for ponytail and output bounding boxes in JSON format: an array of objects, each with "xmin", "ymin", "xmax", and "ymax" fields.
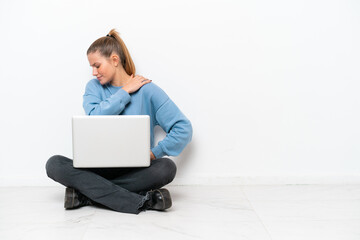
[{"xmin": 87, "ymin": 29, "xmax": 136, "ymax": 75}]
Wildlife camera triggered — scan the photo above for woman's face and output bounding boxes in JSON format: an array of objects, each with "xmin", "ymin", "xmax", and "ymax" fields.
[{"xmin": 87, "ymin": 51, "xmax": 117, "ymax": 85}]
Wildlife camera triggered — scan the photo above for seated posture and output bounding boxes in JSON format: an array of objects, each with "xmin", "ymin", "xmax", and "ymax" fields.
[{"xmin": 45, "ymin": 29, "xmax": 192, "ymax": 214}]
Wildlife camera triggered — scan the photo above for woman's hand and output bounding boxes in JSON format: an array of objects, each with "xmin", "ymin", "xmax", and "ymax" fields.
[
  {"xmin": 122, "ymin": 74, "xmax": 152, "ymax": 94},
  {"xmin": 150, "ymin": 150, "xmax": 156, "ymax": 161}
]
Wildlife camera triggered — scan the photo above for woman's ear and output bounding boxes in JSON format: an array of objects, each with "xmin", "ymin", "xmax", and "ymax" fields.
[{"xmin": 111, "ymin": 54, "xmax": 120, "ymax": 67}]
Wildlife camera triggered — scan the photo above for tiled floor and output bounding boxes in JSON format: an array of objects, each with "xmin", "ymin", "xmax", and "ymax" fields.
[{"xmin": 1, "ymin": 185, "xmax": 360, "ymax": 240}]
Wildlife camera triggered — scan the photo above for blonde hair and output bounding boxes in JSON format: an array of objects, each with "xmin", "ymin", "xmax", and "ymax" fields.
[{"xmin": 87, "ymin": 29, "xmax": 136, "ymax": 75}]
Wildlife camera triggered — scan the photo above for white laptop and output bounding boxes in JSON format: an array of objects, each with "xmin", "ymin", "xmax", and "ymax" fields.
[{"xmin": 72, "ymin": 115, "xmax": 150, "ymax": 168}]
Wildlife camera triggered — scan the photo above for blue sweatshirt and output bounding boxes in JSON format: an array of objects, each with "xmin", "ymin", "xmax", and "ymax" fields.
[{"xmin": 83, "ymin": 79, "xmax": 193, "ymax": 158}]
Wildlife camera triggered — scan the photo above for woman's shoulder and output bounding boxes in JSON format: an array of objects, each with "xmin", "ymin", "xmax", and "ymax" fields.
[
  {"xmin": 141, "ymin": 81, "xmax": 162, "ymax": 92},
  {"xmin": 86, "ymin": 78, "xmax": 101, "ymax": 88},
  {"xmin": 141, "ymin": 81, "xmax": 168, "ymax": 96},
  {"xmin": 141, "ymin": 81, "xmax": 169, "ymax": 104},
  {"xmin": 84, "ymin": 79, "xmax": 106, "ymax": 95}
]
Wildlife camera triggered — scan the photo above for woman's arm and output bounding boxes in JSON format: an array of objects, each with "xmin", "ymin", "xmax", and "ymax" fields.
[
  {"xmin": 83, "ymin": 76, "xmax": 151, "ymax": 115},
  {"xmin": 150, "ymin": 86, "xmax": 193, "ymax": 158},
  {"xmin": 83, "ymin": 80, "xmax": 131, "ymax": 115}
]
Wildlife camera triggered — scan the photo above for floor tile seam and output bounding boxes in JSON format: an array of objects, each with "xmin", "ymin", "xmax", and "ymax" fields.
[{"xmin": 241, "ymin": 188, "xmax": 274, "ymax": 240}]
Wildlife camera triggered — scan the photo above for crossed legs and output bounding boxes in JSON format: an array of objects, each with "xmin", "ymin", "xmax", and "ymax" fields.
[{"xmin": 45, "ymin": 155, "xmax": 176, "ymax": 214}]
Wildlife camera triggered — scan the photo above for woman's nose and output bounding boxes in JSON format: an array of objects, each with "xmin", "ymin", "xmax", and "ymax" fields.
[{"xmin": 92, "ymin": 68, "xmax": 98, "ymax": 76}]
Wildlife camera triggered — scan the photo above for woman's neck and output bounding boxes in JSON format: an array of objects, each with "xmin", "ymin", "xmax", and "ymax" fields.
[{"xmin": 110, "ymin": 68, "xmax": 131, "ymax": 87}]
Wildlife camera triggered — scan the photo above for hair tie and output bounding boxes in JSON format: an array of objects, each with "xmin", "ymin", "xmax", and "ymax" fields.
[{"xmin": 106, "ymin": 34, "xmax": 115, "ymax": 39}]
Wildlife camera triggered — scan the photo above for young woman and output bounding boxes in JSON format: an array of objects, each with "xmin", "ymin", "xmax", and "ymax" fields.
[{"xmin": 45, "ymin": 29, "xmax": 193, "ymax": 214}]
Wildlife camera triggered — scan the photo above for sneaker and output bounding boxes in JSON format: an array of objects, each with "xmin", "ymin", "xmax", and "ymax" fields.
[
  {"xmin": 64, "ymin": 187, "xmax": 93, "ymax": 209},
  {"xmin": 146, "ymin": 188, "xmax": 172, "ymax": 211}
]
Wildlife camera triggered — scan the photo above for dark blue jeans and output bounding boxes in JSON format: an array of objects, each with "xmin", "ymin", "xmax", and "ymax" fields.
[{"xmin": 45, "ymin": 155, "xmax": 177, "ymax": 214}]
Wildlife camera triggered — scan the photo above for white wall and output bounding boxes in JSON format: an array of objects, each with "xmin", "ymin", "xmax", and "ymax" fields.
[{"xmin": 0, "ymin": 0, "xmax": 359, "ymax": 186}]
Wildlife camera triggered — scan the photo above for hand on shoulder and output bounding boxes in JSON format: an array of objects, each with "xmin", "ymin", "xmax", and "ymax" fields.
[{"xmin": 122, "ymin": 74, "xmax": 152, "ymax": 94}]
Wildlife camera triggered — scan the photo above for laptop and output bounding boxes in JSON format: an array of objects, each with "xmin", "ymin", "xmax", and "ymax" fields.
[{"xmin": 72, "ymin": 115, "xmax": 150, "ymax": 168}]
